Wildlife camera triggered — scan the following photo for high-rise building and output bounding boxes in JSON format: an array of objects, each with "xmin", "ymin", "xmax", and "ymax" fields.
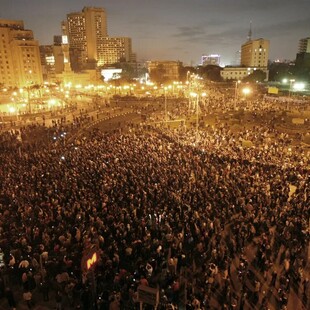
[
  {"xmin": 0, "ymin": 19, "xmax": 43, "ymax": 88},
  {"xmin": 298, "ymin": 37, "xmax": 310, "ymax": 53},
  {"xmin": 241, "ymin": 38, "xmax": 269, "ymax": 67},
  {"xmin": 295, "ymin": 37, "xmax": 310, "ymax": 69},
  {"xmin": 221, "ymin": 37, "xmax": 269, "ymax": 81},
  {"xmin": 97, "ymin": 37, "xmax": 132, "ymax": 66},
  {"xmin": 221, "ymin": 25, "xmax": 269, "ymax": 81},
  {"xmin": 65, "ymin": 7, "xmax": 135, "ymax": 71},
  {"xmin": 66, "ymin": 7, "xmax": 108, "ymax": 68}
]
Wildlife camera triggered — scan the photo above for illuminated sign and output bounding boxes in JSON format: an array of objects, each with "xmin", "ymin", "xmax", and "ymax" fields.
[
  {"xmin": 268, "ymin": 87, "xmax": 278, "ymax": 94},
  {"xmin": 86, "ymin": 252, "xmax": 97, "ymax": 270},
  {"xmin": 62, "ymin": 35, "xmax": 68, "ymax": 44},
  {"xmin": 101, "ymin": 68, "xmax": 122, "ymax": 81}
]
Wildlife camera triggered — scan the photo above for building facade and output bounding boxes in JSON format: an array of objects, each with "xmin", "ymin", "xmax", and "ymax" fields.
[
  {"xmin": 148, "ymin": 61, "xmax": 182, "ymax": 83},
  {"xmin": 66, "ymin": 7, "xmax": 107, "ymax": 68},
  {"xmin": 298, "ymin": 37, "xmax": 310, "ymax": 53},
  {"xmin": 241, "ymin": 38, "xmax": 269, "ymax": 67},
  {"xmin": 65, "ymin": 7, "xmax": 135, "ymax": 71},
  {"xmin": 220, "ymin": 66, "xmax": 268, "ymax": 81},
  {"xmin": 0, "ymin": 19, "xmax": 43, "ymax": 88},
  {"xmin": 295, "ymin": 37, "xmax": 310, "ymax": 70},
  {"xmin": 221, "ymin": 37, "xmax": 269, "ymax": 81},
  {"xmin": 97, "ymin": 37, "xmax": 132, "ymax": 66}
]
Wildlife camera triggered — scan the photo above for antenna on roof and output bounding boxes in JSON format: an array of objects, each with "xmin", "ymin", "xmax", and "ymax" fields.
[{"xmin": 247, "ymin": 20, "xmax": 252, "ymax": 41}]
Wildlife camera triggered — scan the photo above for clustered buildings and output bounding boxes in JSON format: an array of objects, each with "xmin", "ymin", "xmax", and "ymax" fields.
[
  {"xmin": 0, "ymin": 6, "xmax": 136, "ymax": 88},
  {"xmin": 220, "ymin": 37, "xmax": 270, "ymax": 81},
  {"xmin": 0, "ymin": 19, "xmax": 43, "ymax": 88},
  {"xmin": 0, "ymin": 5, "xmax": 309, "ymax": 88}
]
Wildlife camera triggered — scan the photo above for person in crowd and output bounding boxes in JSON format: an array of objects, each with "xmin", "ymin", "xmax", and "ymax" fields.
[{"xmin": 0, "ymin": 90, "xmax": 308, "ymax": 310}]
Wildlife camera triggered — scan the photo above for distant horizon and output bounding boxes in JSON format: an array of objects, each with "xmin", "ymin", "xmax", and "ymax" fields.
[{"xmin": 1, "ymin": 0, "xmax": 310, "ymax": 66}]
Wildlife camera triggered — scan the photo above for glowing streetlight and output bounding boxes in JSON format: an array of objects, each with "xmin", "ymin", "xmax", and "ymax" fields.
[
  {"xmin": 289, "ymin": 79, "xmax": 295, "ymax": 97},
  {"xmin": 190, "ymin": 92, "xmax": 206, "ymax": 139},
  {"xmin": 242, "ymin": 87, "xmax": 251, "ymax": 96},
  {"xmin": 293, "ymin": 82, "xmax": 305, "ymax": 91},
  {"xmin": 48, "ymin": 98, "xmax": 57, "ymax": 107},
  {"xmin": 164, "ymin": 86, "xmax": 168, "ymax": 126},
  {"xmin": 241, "ymin": 87, "xmax": 251, "ymax": 110},
  {"xmin": 8, "ymin": 106, "xmax": 16, "ymax": 114},
  {"xmin": 234, "ymin": 80, "xmax": 241, "ymax": 110}
]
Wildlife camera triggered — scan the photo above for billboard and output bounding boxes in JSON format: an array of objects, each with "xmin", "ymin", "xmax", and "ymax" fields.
[
  {"xmin": 137, "ymin": 285, "xmax": 159, "ymax": 306},
  {"xmin": 101, "ymin": 68, "xmax": 122, "ymax": 82},
  {"xmin": 268, "ymin": 87, "xmax": 279, "ymax": 94}
]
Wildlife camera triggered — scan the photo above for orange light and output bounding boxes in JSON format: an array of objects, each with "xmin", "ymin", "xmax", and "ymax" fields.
[{"xmin": 86, "ymin": 252, "xmax": 97, "ymax": 270}]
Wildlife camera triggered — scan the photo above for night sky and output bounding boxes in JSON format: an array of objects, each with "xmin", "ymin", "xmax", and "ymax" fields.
[{"xmin": 1, "ymin": 0, "xmax": 310, "ymax": 66}]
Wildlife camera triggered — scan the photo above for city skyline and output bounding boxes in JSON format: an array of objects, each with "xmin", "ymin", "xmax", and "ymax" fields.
[{"xmin": 1, "ymin": 0, "xmax": 310, "ymax": 66}]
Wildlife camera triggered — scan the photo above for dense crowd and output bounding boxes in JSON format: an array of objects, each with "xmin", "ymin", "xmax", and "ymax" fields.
[
  {"xmin": 0, "ymin": 116, "xmax": 308, "ymax": 310},
  {"xmin": 0, "ymin": 88, "xmax": 309, "ymax": 310}
]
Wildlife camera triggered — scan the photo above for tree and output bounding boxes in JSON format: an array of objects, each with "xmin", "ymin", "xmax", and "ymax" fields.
[
  {"xmin": 268, "ymin": 62, "xmax": 294, "ymax": 82},
  {"xmin": 179, "ymin": 66, "xmax": 196, "ymax": 82},
  {"xmin": 197, "ymin": 65, "xmax": 223, "ymax": 82},
  {"xmin": 149, "ymin": 64, "xmax": 167, "ymax": 84},
  {"xmin": 292, "ymin": 66, "xmax": 310, "ymax": 83},
  {"xmin": 106, "ymin": 61, "xmax": 137, "ymax": 83},
  {"xmin": 242, "ymin": 70, "xmax": 266, "ymax": 83}
]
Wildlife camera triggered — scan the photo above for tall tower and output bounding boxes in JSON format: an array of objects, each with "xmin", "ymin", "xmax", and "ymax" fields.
[
  {"xmin": 247, "ymin": 21, "xmax": 252, "ymax": 42},
  {"xmin": 241, "ymin": 22, "xmax": 269, "ymax": 68},
  {"xmin": 66, "ymin": 7, "xmax": 107, "ymax": 68},
  {"xmin": 0, "ymin": 19, "xmax": 43, "ymax": 88},
  {"xmin": 51, "ymin": 35, "xmax": 72, "ymax": 74}
]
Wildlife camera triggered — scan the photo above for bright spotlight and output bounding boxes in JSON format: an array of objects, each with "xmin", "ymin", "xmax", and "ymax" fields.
[{"xmin": 293, "ymin": 82, "xmax": 305, "ymax": 91}]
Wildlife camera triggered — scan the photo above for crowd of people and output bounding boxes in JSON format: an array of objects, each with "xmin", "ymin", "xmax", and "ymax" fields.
[{"xmin": 0, "ymin": 91, "xmax": 309, "ymax": 310}]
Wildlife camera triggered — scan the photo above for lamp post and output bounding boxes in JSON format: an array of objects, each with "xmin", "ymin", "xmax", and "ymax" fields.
[
  {"xmin": 25, "ymin": 70, "xmax": 34, "ymax": 114},
  {"xmin": 26, "ymin": 86, "xmax": 31, "ymax": 114},
  {"xmin": 234, "ymin": 80, "xmax": 241, "ymax": 110},
  {"xmin": 164, "ymin": 87, "xmax": 168, "ymax": 127},
  {"xmin": 242, "ymin": 87, "xmax": 251, "ymax": 110},
  {"xmin": 195, "ymin": 94, "xmax": 199, "ymax": 136},
  {"xmin": 242, "ymin": 87, "xmax": 251, "ymax": 97},
  {"xmin": 187, "ymin": 73, "xmax": 194, "ymax": 110},
  {"xmin": 190, "ymin": 92, "xmax": 206, "ymax": 140},
  {"xmin": 289, "ymin": 79, "xmax": 295, "ymax": 97}
]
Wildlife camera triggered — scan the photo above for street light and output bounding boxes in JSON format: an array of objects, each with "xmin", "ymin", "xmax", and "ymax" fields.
[
  {"xmin": 26, "ymin": 70, "xmax": 33, "ymax": 114},
  {"xmin": 242, "ymin": 87, "xmax": 251, "ymax": 96},
  {"xmin": 289, "ymin": 79, "xmax": 295, "ymax": 97},
  {"xmin": 190, "ymin": 92, "xmax": 206, "ymax": 139},
  {"xmin": 241, "ymin": 87, "xmax": 251, "ymax": 110},
  {"xmin": 164, "ymin": 87, "xmax": 168, "ymax": 126},
  {"xmin": 234, "ymin": 80, "xmax": 241, "ymax": 110}
]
